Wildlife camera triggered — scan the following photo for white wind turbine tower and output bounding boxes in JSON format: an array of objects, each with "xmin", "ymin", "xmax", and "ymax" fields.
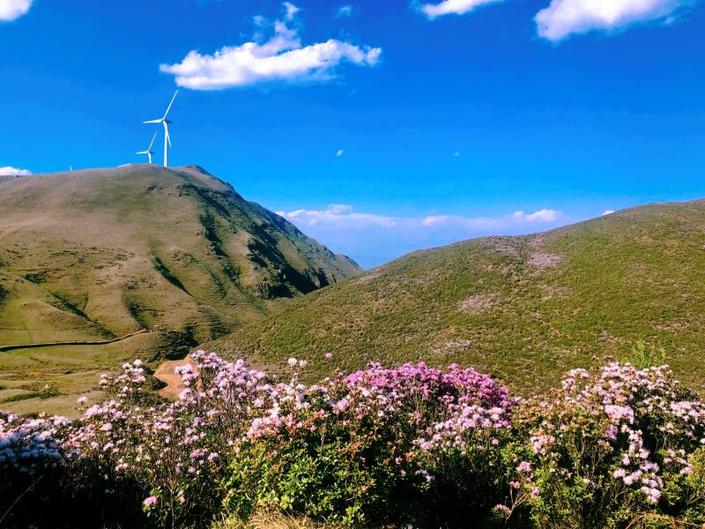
[
  {"xmin": 144, "ymin": 90, "xmax": 179, "ymax": 168},
  {"xmin": 136, "ymin": 132, "xmax": 158, "ymax": 164}
]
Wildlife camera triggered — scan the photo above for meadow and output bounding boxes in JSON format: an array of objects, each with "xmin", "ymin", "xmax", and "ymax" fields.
[{"xmin": 2, "ymin": 347, "xmax": 705, "ymax": 529}]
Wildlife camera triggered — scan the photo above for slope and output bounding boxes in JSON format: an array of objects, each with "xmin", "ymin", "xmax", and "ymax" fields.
[
  {"xmin": 0, "ymin": 164, "xmax": 361, "ymax": 412},
  {"xmin": 209, "ymin": 200, "xmax": 705, "ymax": 392}
]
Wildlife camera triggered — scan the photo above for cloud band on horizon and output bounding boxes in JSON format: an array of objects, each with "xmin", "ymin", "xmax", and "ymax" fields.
[
  {"xmin": 278, "ymin": 204, "xmax": 561, "ymax": 230},
  {"xmin": 276, "ymin": 204, "xmax": 565, "ymax": 266}
]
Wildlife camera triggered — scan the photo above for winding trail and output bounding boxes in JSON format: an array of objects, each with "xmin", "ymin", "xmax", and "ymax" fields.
[
  {"xmin": 0, "ymin": 329, "xmax": 150, "ymax": 352},
  {"xmin": 154, "ymin": 355, "xmax": 195, "ymax": 400}
]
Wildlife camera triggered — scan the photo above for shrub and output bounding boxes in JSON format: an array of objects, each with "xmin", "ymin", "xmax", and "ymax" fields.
[
  {"xmin": 70, "ymin": 353, "xmax": 273, "ymax": 528},
  {"xmin": 626, "ymin": 341, "xmax": 667, "ymax": 369},
  {"xmin": 223, "ymin": 360, "xmax": 515, "ymax": 528},
  {"xmin": 0, "ymin": 412, "xmax": 70, "ymax": 527},
  {"xmin": 503, "ymin": 363, "xmax": 705, "ymax": 529},
  {"xmin": 3, "ymin": 353, "xmax": 705, "ymax": 529}
]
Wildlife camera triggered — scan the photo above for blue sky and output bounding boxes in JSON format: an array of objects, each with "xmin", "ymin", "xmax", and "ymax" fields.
[{"xmin": 1, "ymin": 0, "xmax": 704, "ymax": 267}]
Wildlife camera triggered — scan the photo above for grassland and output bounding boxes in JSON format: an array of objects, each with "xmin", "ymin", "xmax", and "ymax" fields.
[
  {"xmin": 0, "ymin": 165, "xmax": 360, "ymax": 413},
  {"xmin": 209, "ymin": 200, "xmax": 705, "ymax": 393}
]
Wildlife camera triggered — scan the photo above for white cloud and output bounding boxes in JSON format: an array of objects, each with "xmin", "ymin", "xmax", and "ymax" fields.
[
  {"xmin": 279, "ymin": 204, "xmax": 396, "ymax": 229},
  {"xmin": 601, "ymin": 209, "xmax": 616, "ymax": 216},
  {"xmin": 0, "ymin": 166, "xmax": 31, "ymax": 176},
  {"xmin": 419, "ymin": 0, "xmax": 503, "ymax": 19},
  {"xmin": 512, "ymin": 209, "xmax": 562, "ymax": 222},
  {"xmin": 283, "ymin": 1, "xmax": 300, "ymax": 21},
  {"xmin": 160, "ymin": 4, "xmax": 381, "ymax": 90},
  {"xmin": 336, "ymin": 149, "xmax": 345, "ymax": 157},
  {"xmin": 336, "ymin": 4, "xmax": 354, "ymax": 18},
  {"xmin": 277, "ymin": 204, "xmax": 566, "ymax": 266},
  {"xmin": 0, "ymin": 0, "xmax": 31, "ymax": 21},
  {"xmin": 535, "ymin": 0, "xmax": 694, "ymax": 41},
  {"xmin": 277, "ymin": 204, "xmax": 563, "ymax": 231}
]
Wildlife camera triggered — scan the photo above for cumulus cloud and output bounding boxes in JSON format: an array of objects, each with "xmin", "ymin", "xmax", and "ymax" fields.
[
  {"xmin": 535, "ymin": 0, "xmax": 695, "ymax": 41},
  {"xmin": 0, "ymin": 0, "xmax": 31, "ymax": 21},
  {"xmin": 160, "ymin": 4, "xmax": 381, "ymax": 90},
  {"xmin": 0, "ymin": 166, "xmax": 31, "ymax": 176},
  {"xmin": 418, "ymin": 0, "xmax": 503, "ymax": 19}
]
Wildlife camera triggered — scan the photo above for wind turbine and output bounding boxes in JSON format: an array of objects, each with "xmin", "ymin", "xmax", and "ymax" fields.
[
  {"xmin": 136, "ymin": 132, "xmax": 158, "ymax": 164},
  {"xmin": 144, "ymin": 90, "xmax": 179, "ymax": 168}
]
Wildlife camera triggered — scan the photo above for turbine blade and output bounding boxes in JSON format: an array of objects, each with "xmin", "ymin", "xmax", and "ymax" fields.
[
  {"xmin": 162, "ymin": 89, "xmax": 179, "ymax": 119},
  {"xmin": 162, "ymin": 122, "xmax": 172, "ymax": 149},
  {"xmin": 143, "ymin": 119, "xmax": 162, "ymax": 124},
  {"xmin": 148, "ymin": 132, "xmax": 158, "ymax": 150}
]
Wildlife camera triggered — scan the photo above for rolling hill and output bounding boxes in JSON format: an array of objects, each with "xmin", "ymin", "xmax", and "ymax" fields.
[
  {"xmin": 209, "ymin": 199, "xmax": 705, "ymax": 393},
  {"xmin": 0, "ymin": 164, "xmax": 360, "ymax": 413}
]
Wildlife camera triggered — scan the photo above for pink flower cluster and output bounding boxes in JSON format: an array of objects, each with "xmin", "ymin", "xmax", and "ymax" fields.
[
  {"xmin": 4, "ymin": 353, "xmax": 705, "ymax": 526},
  {"xmin": 246, "ymin": 360, "xmax": 515, "ymax": 473},
  {"xmin": 523, "ymin": 363, "xmax": 705, "ymax": 505}
]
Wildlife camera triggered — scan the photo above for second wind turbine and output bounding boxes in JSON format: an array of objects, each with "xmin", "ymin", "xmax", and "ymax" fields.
[{"xmin": 144, "ymin": 90, "xmax": 179, "ymax": 168}]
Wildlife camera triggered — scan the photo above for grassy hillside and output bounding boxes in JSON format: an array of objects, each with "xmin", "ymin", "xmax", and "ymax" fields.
[
  {"xmin": 209, "ymin": 200, "xmax": 705, "ymax": 393},
  {"xmin": 0, "ymin": 164, "xmax": 360, "ymax": 413}
]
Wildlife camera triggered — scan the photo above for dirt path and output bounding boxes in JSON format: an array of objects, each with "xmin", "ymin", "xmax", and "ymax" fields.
[
  {"xmin": 0, "ymin": 329, "xmax": 150, "ymax": 352},
  {"xmin": 154, "ymin": 355, "xmax": 196, "ymax": 400}
]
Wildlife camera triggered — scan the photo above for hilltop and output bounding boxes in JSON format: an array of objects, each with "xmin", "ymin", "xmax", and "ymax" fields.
[
  {"xmin": 0, "ymin": 164, "xmax": 360, "ymax": 413},
  {"xmin": 209, "ymin": 199, "xmax": 705, "ymax": 392}
]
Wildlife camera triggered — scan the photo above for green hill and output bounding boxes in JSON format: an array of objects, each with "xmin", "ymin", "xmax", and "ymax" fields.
[
  {"xmin": 209, "ymin": 200, "xmax": 705, "ymax": 393},
  {"xmin": 0, "ymin": 164, "xmax": 360, "ymax": 413}
]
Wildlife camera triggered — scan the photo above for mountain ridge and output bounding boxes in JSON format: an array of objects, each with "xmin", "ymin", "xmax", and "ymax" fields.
[{"xmin": 0, "ymin": 164, "xmax": 360, "ymax": 414}]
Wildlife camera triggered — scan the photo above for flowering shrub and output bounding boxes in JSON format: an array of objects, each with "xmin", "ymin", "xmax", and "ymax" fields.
[
  {"xmin": 0, "ymin": 412, "xmax": 74, "ymax": 527},
  {"xmin": 70, "ymin": 353, "xmax": 273, "ymax": 528},
  {"xmin": 224, "ymin": 360, "xmax": 515, "ymax": 528},
  {"xmin": 504, "ymin": 363, "xmax": 705, "ymax": 529},
  {"xmin": 2, "ymin": 352, "xmax": 705, "ymax": 529},
  {"xmin": 0, "ymin": 412, "xmax": 70, "ymax": 473}
]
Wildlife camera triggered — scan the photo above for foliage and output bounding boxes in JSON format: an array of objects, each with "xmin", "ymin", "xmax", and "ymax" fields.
[
  {"xmin": 224, "ymin": 360, "xmax": 514, "ymax": 528},
  {"xmin": 627, "ymin": 340, "xmax": 668, "ymax": 369},
  {"xmin": 503, "ymin": 363, "xmax": 705, "ymax": 529},
  {"xmin": 2, "ymin": 352, "xmax": 705, "ymax": 529}
]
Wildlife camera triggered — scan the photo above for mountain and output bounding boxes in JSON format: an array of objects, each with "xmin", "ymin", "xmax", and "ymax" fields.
[
  {"xmin": 0, "ymin": 164, "xmax": 360, "ymax": 414},
  {"xmin": 209, "ymin": 200, "xmax": 705, "ymax": 393}
]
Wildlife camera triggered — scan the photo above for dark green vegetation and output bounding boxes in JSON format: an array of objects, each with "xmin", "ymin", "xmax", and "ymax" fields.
[
  {"xmin": 0, "ymin": 165, "xmax": 360, "ymax": 413},
  {"xmin": 211, "ymin": 200, "xmax": 705, "ymax": 392}
]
